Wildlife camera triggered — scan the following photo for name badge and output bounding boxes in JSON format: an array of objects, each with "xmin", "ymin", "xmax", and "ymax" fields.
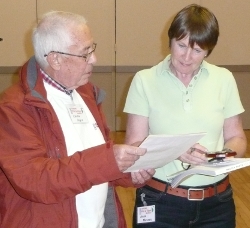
[
  {"xmin": 137, "ymin": 205, "xmax": 155, "ymax": 224},
  {"xmin": 66, "ymin": 104, "xmax": 88, "ymax": 124}
]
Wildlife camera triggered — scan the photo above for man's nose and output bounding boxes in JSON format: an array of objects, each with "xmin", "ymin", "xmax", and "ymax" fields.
[{"xmin": 88, "ymin": 52, "xmax": 97, "ymax": 64}]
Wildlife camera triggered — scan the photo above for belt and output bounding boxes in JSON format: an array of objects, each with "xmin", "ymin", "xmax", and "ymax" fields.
[{"xmin": 146, "ymin": 176, "xmax": 229, "ymax": 201}]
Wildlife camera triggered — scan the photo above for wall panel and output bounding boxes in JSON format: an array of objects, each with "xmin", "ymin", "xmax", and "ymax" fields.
[
  {"xmin": 200, "ymin": 0, "xmax": 250, "ymax": 65},
  {"xmin": 0, "ymin": 0, "xmax": 36, "ymax": 66}
]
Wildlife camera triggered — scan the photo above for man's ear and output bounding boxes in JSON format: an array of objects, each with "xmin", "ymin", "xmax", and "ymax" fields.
[{"xmin": 46, "ymin": 53, "xmax": 61, "ymax": 70}]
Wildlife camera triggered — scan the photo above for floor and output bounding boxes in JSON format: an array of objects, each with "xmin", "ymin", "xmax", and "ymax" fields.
[{"xmin": 111, "ymin": 130, "xmax": 250, "ymax": 228}]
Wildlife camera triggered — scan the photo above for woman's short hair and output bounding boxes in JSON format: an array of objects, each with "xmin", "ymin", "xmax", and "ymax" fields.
[
  {"xmin": 168, "ymin": 4, "xmax": 219, "ymax": 56},
  {"xmin": 32, "ymin": 11, "xmax": 87, "ymax": 69}
]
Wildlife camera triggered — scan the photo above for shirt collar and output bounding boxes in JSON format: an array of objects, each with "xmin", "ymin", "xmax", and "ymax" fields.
[
  {"xmin": 40, "ymin": 69, "xmax": 73, "ymax": 96},
  {"xmin": 163, "ymin": 54, "xmax": 208, "ymax": 76}
]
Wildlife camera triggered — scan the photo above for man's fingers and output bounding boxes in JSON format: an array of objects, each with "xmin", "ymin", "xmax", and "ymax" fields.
[
  {"xmin": 126, "ymin": 146, "xmax": 146, "ymax": 156},
  {"xmin": 131, "ymin": 169, "xmax": 156, "ymax": 184},
  {"xmin": 113, "ymin": 144, "xmax": 147, "ymax": 172}
]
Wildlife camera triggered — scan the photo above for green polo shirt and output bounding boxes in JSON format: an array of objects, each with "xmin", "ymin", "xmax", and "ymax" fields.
[{"xmin": 124, "ymin": 55, "xmax": 244, "ymax": 186}]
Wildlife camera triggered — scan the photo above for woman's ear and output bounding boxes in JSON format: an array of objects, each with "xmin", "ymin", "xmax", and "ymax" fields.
[{"xmin": 46, "ymin": 53, "xmax": 61, "ymax": 70}]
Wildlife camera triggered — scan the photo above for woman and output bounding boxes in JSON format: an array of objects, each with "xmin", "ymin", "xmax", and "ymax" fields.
[{"xmin": 124, "ymin": 4, "xmax": 246, "ymax": 228}]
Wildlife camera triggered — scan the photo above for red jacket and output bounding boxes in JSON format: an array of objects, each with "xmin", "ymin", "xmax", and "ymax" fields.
[{"xmin": 0, "ymin": 57, "xmax": 134, "ymax": 227}]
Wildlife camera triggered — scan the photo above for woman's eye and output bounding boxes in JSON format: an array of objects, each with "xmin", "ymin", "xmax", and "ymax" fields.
[
  {"xmin": 178, "ymin": 44, "xmax": 186, "ymax": 48},
  {"xmin": 194, "ymin": 49, "xmax": 201, "ymax": 53}
]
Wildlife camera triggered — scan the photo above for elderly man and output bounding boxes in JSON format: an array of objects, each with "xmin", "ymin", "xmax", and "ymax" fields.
[{"xmin": 0, "ymin": 11, "xmax": 154, "ymax": 228}]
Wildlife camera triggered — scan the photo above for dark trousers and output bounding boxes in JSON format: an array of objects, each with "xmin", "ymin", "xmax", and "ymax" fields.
[{"xmin": 133, "ymin": 184, "xmax": 235, "ymax": 228}]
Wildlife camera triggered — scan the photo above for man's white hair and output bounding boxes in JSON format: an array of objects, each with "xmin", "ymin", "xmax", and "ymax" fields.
[{"xmin": 32, "ymin": 11, "xmax": 87, "ymax": 69}]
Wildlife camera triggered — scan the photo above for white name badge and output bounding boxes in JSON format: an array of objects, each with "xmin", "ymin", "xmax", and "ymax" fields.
[
  {"xmin": 66, "ymin": 104, "xmax": 88, "ymax": 124},
  {"xmin": 137, "ymin": 205, "xmax": 155, "ymax": 224}
]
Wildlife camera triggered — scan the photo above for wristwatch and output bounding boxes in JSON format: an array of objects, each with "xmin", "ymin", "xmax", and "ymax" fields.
[{"xmin": 206, "ymin": 148, "xmax": 237, "ymax": 162}]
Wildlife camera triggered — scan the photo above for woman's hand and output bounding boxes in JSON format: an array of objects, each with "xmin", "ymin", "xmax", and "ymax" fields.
[{"xmin": 178, "ymin": 143, "xmax": 208, "ymax": 165}]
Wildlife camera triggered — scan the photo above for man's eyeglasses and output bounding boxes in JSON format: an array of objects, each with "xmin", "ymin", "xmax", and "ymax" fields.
[{"xmin": 44, "ymin": 43, "xmax": 97, "ymax": 62}]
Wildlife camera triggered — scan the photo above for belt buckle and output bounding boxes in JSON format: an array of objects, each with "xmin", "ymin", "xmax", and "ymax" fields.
[{"xmin": 188, "ymin": 188, "xmax": 204, "ymax": 201}]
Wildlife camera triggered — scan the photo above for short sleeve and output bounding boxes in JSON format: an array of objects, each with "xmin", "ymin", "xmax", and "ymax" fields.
[
  {"xmin": 223, "ymin": 72, "xmax": 244, "ymax": 118},
  {"xmin": 123, "ymin": 72, "xmax": 150, "ymax": 117}
]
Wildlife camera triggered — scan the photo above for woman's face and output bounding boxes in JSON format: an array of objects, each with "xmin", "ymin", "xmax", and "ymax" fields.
[{"xmin": 170, "ymin": 36, "xmax": 208, "ymax": 76}]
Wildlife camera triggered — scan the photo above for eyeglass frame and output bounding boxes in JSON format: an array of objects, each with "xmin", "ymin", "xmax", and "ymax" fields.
[{"xmin": 44, "ymin": 43, "xmax": 97, "ymax": 62}]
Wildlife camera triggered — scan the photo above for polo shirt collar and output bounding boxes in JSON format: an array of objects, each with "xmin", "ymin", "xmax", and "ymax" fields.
[{"xmin": 162, "ymin": 54, "xmax": 209, "ymax": 76}]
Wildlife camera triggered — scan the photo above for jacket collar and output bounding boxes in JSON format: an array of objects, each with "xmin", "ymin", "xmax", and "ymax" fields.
[
  {"xmin": 20, "ymin": 56, "xmax": 48, "ymax": 104},
  {"xmin": 21, "ymin": 56, "xmax": 106, "ymax": 104}
]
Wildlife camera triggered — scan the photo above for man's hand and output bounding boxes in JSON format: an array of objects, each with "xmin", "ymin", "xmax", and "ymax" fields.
[
  {"xmin": 113, "ymin": 144, "xmax": 146, "ymax": 172},
  {"xmin": 131, "ymin": 169, "xmax": 155, "ymax": 185}
]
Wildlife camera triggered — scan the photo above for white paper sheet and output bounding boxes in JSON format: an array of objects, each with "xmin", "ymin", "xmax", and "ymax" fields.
[{"xmin": 124, "ymin": 132, "xmax": 206, "ymax": 172}]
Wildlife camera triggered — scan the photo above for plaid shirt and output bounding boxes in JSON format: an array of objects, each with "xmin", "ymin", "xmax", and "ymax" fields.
[{"xmin": 40, "ymin": 69, "xmax": 73, "ymax": 96}]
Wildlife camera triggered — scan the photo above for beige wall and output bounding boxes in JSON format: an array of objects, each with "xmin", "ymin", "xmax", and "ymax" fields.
[
  {"xmin": 1, "ymin": 1, "xmax": 250, "ymax": 131},
  {"xmin": 234, "ymin": 72, "xmax": 250, "ymax": 130},
  {"xmin": 0, "ymin": 0, "xmax": 36, "ymax": 66}
]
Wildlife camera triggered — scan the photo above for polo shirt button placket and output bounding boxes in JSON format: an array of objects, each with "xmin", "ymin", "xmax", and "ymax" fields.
[{"xmin": 183, "ymin": 85, "xmax": 192, "ymax": 111}]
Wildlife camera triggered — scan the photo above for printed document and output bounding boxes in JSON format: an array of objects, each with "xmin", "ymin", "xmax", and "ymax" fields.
[{"xmin": 124, "ymin": 132, "xmax": 206, "ymax": 172}]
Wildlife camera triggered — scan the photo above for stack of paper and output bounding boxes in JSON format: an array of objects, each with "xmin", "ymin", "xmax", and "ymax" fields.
[{"xmin": 169, "ymin": 158, "xmax": 250, "ymax": 188}]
